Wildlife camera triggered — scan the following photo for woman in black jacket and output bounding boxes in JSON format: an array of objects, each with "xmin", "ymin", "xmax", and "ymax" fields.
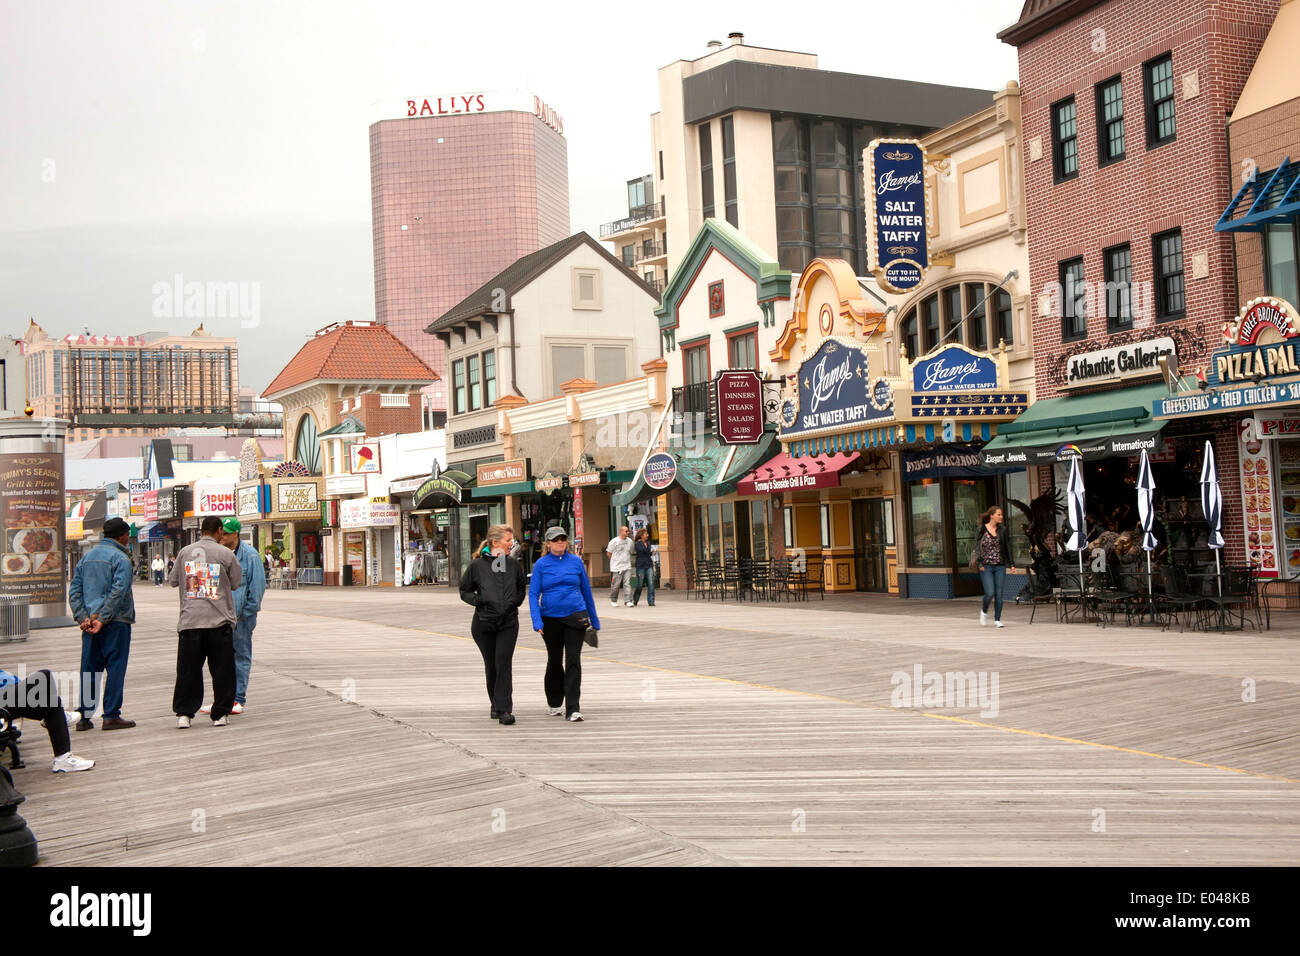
[
  {"xmin": 459, "ymin": 524, "xmax": 527, "ymax": 724},
  {"xmin": 974, "ymin": 506, "xmax": 1014, "ymax": 627},
  {"xmin": 630, "ymin": 528, "xmax": 655, "ymax": 606}
]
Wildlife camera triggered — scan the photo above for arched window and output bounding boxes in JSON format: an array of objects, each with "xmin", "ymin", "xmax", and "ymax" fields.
[
  {"xmin": 898, "ymin": 280, "xmax": 1014, "ymax": 359},
  {"xmin": 294, "ymin": 412, "xmax": 321, "ymax": 475}
]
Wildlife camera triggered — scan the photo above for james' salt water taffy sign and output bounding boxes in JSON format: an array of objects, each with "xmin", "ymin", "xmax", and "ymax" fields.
[
  {"xmin": 867, "ymin": 139, "xmax": 930, "ymax": 293},
  {"xmin": 780, "ymin": 340, "xmax": 894, "ymax": 439}
]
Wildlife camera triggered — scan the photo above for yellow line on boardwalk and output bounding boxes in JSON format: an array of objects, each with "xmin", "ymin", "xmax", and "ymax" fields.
[{"xmin": 294, "ymin": 611, "xmax": 1300, "ymax": 786}]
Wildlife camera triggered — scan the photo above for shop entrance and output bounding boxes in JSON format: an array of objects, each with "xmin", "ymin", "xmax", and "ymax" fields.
[
  {"xmin": 852, "ymin": 498, "xmax": 892, "ymax": 593},
  {"xmin": 952, "ymin": 478, "xmax": 997, "ymax": 596}
]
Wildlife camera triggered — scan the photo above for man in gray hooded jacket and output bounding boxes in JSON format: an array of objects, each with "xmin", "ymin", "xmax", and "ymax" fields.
[{"xmin": 168, "ymin": 515, "xmax": 242, "ymax": 727}]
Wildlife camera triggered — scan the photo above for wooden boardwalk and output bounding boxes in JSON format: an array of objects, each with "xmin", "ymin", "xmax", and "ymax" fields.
[{"xmin": 10, "ymin": 585, "xmax": 1300, "ymax": 866}]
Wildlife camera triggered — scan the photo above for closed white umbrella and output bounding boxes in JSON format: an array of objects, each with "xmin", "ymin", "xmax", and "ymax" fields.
[
  {"xmin": 1200, "ymin": 439, "xmax": 1225, "ymax": 601},
  {"xmin": 1065, "ymin": 456, "xmax": 1087, "ymax": 601},
  {"xmin": 1137, "ymin": 448, "xmax": 1157, "ymax": 599}
]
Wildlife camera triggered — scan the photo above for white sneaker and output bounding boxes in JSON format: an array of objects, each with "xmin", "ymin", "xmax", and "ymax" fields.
[
  {"xmin": 177, "ymin": 715, "xmax": 191, "ymax": 729},
  {"xmin": 995, "ymin": 621, "xmax": 1005, "ymax": 628},
  {"xmin": 980, "ymin": 611, "xmax": 987, "ymax": 626},
  {"xmin": 567, "ymin": 711, "xmax": 584, "ymax": 722},
  {"xmin": 610, "ymin": 600, "xmax": 618, "ymax": 607},
  {"xmin": 40, "ymin": 710, "xmax": 79, "ymax": 730},
  {"xmin": 52, "ymin": 752, "xmax": 95, "ymax": 773},
  {"xmin": 625, "ymin": 601, "xmax": 633, "ymax": 606},
  {"xmin": 199, "ymin": 703, "xmax": 213, "ymax": 715},
  {"xmin": 212, "ymin": 716, "xmax": 228, "ymax": 727},
  {"xmin": 547, "ymin": 706, "xmax": 564, "ymax": 716},
  {"xmin": 231, "ymin": 702, "xmax": 244, "ymax": 715}
]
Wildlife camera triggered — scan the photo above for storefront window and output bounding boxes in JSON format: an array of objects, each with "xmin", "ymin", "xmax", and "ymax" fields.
[
  {"xmin": 783, "ymin": 506, "xmax": 793, "ymax": 548},
  {"xmin": 1265, "ymin": 221, "xmax": 1298, "ymax": 305},
  {"xmin": 819, "ymin": 504, "xmax": 830, "ymax": 548},
  {"xmin": 707, "ymin": 504, "xmax": 722, "ymax": 561},
  {"xmin": 751, "ymin": 500, "xmax": 769, "ymax": 561},
  {"xmin": 908, "ymin": 481, "xmax": 945, "ymax": 567},
  {"xmin": 720, "ymin": 502, "xmax": 736, "ymax": 561},
  {"xmin": 694, "ymin": 505, "xmax": 707, "ymax": 562},
  {"xmin": 1002, "ymin": 470, "xmax": 1032, "ymax": 566},
  {"xmin": 952, "ymin": 479, "xmax": 990, "ymax": 571}
]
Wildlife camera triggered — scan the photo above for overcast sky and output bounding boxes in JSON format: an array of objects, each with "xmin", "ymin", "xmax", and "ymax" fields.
[{"xmin": 0, "ymin": 0, "xmax": 1024, "ymax": 389}]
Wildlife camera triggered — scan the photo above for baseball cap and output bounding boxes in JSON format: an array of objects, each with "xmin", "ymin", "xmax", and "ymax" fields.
[
  {"xmin": 544, "ymin": 526, "xmax": 568, "ymax": 541},
  {"xmin": 103, "ymin": 517, "xmax": 130, "ymax": 540},
  {"xmin": 221, "ymin": 517, "xmax": 242, "ymax": 534}
]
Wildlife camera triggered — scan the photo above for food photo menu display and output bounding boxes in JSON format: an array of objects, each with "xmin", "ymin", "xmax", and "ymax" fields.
[
  {"xmin": 0, "ymin": 452, "xmax": 65, "ymax": 603},
  {"xmin": 1275, "ymin": 437, "xmax": 1300, "ymax": 574}
]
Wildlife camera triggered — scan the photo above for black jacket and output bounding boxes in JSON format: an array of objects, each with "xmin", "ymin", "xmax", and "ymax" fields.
[
  {"xmin": 975, "ymin": 523, "xmax": 1014, "ymax": 567},
  {"xmin": 634, "ymin": 540, "xmax": 654, "ymax": 570},
  {"xmin": 459, "ymin": 552, "xmax": 527, "ymax": 626}
]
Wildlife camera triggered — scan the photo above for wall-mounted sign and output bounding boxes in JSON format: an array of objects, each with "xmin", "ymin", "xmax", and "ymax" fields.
[
  {"xmin": 414, "ymin": 463, "xmax": 465, "ymax": 505},
  {"xmin": 128, "ymin": 478, "xmax": 150, "ymax": 517},
  {"xmin": 193, "ymin": 479, "xmax": 236, "ymax": 516},
  {"xmin": 341, "ymin": 500, "xmax": 401, "ymax": 529},
  {"xmin": 1155, "ymin": 380, "xmax": 1300, "ymax": 419},
  {"xmin": 277, "ymin": 482, "xmax": 319, "ymax": 515},
  {"xmin": 1064, "ymin": 338, "xmax": 1176, "ymax": 388},
  {"xmin": 156, "ymin": 488, "xmax": 178, "ymax": 520},
  {"xmin": 980, "ymin": 432, "xmax": 1161, "ymax": 468},
  {"xmin": 903, "ymin": 445, "xmax": 1017, "ymax": 481},
  {"xmin": 1255, "ymin": 413, "xmax": 1300, "ymax": 438},
  {"xmin": 326, "ymin": 474, "xmax": 366, "ymax": 496},
  {"xmin": 737, "ymin": 462, "xmax": 843, "ymax": 496},
  {"xmin": 378, "ymin": 90, "xmax": 564, "ymax": 135},
  {"xmin": 237, "ymin": 484, "xmax": 262, "ymax": 518},
  {"xmin": 782, "ymin": 340, "xmax": 892, "ymax": 439},
  {"xmin": 478, "ymin": 459, "xmax": 529, "ymax": 485},
  {"xmin": 534, "ymin": 473, "xmax": 565, "ymax": 494},
  {"xmin": 867, "ymin": 138, "xmax": 929, "ymax": 293},
  {"xmin": 716, "ymin": 370, "xmax": 765, "ymax": 445},
  {"xmin": 1225, "ymin": 297, "xmax": 1298, "ymax": 346},
  {"xmin": 913, "ymin": 345, "xmax": 998, "ymax": 393},
  {"xmin": 349, "ymin": 442, "xmax": 382, "ymax": 474},
  {"xmin": 0, "ymin": 452, "xmax": 65, "ymax": 606},
  {"xmin": 644, "ymin": 453, "xmax": 677, "ymax": 491},
  {"xmin": 568, "ymin": 471, "xmax": 602, "ymax": 487}
]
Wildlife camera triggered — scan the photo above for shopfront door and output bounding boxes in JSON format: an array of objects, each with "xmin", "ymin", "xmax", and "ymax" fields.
[
  {"xmin": 951, "ymin": 478, "xmax": 995, "ymax": 597},
  {"xmin": 852, "ymin": 498, "xmax": 892, "ymax": 593}
]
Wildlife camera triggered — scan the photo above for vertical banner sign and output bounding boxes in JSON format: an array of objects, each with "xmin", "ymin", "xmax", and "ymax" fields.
[
  {"xmin": 715, "ymin": 370, "xmax": 766, "ymax": 444},
  {"xmin": 0, "ymin": 453, "xmax": 65, "ymax": 606},
  {"xmin": 867, "ymin": 139, "xmax": 930, "ymax": 293},
  {"xmin": 573, "ymin": 488, "xmax": 584, "ymax": 554}
]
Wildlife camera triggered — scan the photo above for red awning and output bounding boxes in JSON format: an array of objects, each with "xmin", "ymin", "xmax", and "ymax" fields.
[{"xmin": 735, "ymin": 451, "xmax": 860, "ymax": 496}]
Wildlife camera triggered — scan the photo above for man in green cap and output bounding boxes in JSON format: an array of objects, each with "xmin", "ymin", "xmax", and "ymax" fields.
[{"xmin": 200, "ymin": 517, "xmax": 266, "ymax": 716}]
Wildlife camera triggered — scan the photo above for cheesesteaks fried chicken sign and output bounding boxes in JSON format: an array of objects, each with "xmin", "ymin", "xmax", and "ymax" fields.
[{"xmin": 781, "ymin": 340, "xmax": 893, "ymax": 439}]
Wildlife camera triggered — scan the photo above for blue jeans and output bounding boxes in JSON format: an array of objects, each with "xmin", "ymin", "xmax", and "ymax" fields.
[
  {"xmin": 79, "ymin": 620, "xmax": 131, "ymax": 719},
  {"xmin": 979, "ymin": 565, "xmax": 1006, "ymax": 621},
  {"xmin": 233, "ymin": 612, "xmax": 257, "ymax": 704},
  {"xmin": 632, "ymin": 567, "xmax": 655, "ymax": 605}
]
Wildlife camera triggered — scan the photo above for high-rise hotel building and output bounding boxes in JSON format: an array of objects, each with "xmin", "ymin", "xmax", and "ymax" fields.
[{"xmin": 369, "ymin": 91, "xmax": 571, "ymax": 412}]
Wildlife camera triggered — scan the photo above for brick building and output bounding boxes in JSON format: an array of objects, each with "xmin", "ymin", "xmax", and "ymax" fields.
[{"xmin": 992, "ymin": 0, "xmax": 1279, "ymax": 571}]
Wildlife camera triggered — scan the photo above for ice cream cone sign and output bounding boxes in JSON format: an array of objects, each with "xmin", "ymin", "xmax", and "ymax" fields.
[{"xmin": 350, "ymin": 442, "xmax": 381, "ymax": 474}]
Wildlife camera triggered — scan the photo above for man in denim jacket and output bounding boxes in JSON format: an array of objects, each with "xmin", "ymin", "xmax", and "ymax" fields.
[
  {"xmin": 201, "ymin": 518, "xmax": 265, "ymax": 715},
  {"xmin": 68, "ymin": 517, "xmax": 137, "ymax": 731}
]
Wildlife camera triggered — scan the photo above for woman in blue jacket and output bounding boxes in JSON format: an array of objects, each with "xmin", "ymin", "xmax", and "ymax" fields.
[{"xmin": 527, "ymin": 526, "xmax": 599, "ymax": 721}]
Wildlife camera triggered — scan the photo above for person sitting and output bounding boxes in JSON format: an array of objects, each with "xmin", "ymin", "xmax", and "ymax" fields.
[{"xmin": 0, "ymin": 667, "xmax": 95, "ymax": 773}]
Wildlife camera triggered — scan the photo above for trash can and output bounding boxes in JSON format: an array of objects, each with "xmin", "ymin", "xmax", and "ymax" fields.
[
  {"xmin": 0, "ymin": 595, "xmax": 29, "ymax": 644},
  {"xmin": 342, "ymin": 565, "xmax": 353, "ymax": 587}
]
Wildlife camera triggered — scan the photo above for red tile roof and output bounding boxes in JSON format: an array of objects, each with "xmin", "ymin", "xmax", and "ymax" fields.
[{"xmin": 263, "ymin": 322, "xmax": 438, "ymax": 398}]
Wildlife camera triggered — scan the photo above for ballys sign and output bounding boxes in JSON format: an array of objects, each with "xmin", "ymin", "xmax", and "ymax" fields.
[{"xmin": 780, "ymin": 340, "xmax": 893, "ymax": 438}]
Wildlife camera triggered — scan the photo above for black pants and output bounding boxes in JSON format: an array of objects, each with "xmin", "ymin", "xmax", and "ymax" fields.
[
  {"xmin": 540, "ymin": 615, "xmax": 585, "ymax": 716},
  {"xmin": 0, "ymin": 670, "xmax": 70, "ymax": 757},
  {"xmin": 173, "ymin": 624, "xmax": 235, "ymax": 720},
  {"xmin": 471, "ymin": 615, "xmax": 518, "ymax": 714}
]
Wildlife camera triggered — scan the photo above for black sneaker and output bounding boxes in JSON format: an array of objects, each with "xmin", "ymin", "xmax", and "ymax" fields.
[
  {"xmin": 498, "ymin": 713, "xmax": 516, "ymax": 725},
  {"xmin": 75, "ymin": 718, "xmax": 93, "ymax": 732},
  {"xmin": 490, "ymin": 709, "xmax": 501, "ymax": 719}
]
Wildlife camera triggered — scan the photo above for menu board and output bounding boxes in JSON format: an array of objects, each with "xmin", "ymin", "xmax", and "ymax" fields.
[
  {"xmin": 0, "ymin": 452, "xmax": 65, "ymax": 605},
  {"xmin": 1274, "ymin": 438, "xmax": 1300, "ymax": 574}
]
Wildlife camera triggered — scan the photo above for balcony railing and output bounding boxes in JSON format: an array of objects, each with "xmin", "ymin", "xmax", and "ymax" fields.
[
  {"xmin": 635, "ymin": 240, "xmax": 666, "ymax": 263},
  {"xmin": 671, "ymin": 381, "xmax": 715, "ymax": 437},
  {"xmin": 599, "ymin": 199, "xmax": 666, "ymax": 238},
  {"xmin": 644, "ymin": 276, "xmax": 664, "ymax": 294}
]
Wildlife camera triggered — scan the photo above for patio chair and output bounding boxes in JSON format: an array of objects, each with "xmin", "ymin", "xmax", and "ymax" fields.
[{"xmin": 1156, "ymin": 566, "xmax": 1202, "ymax": 633}]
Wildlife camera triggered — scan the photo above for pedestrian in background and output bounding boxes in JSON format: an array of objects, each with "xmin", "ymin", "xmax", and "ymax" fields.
[
  {"xmin": 200, "ymin": 518, "xmax": 265, "ymax": 716},
  {"xmin": 459, "ymin": 524, "xmax": 527, "ymax": 725},
  {"xmin": 169, "ymin": 515, "xmax": 242, "ymax": 728},
  {"xmin": 151, "ymin": 554, "xmax": 165, "ymax": 586},
  {"xmin": 68, "ymin": 516, "xmax": 137, "ymax": 731},
  {"xmin": 529, "ymin": 526, "xmax": 600, "ymax": 722},
  {"xmin": 975, "ymin": 505, "xmax": 1012, "ymax": 628},
  {"xmin": 631, "ymin": 528, "xmax": 655, "ymax": 607},
  {"xmin": 605, "ymin": 525, "xmax": 634, "ymax": 607}
]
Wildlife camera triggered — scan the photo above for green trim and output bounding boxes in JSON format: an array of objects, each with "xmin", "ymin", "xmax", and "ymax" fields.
[
  {"xmin": 722, "ymin": 320, "xmax": 761, "ymax": 336},
  {"xmin": 655, "ymin": 218, "xmax": 792, "ymax": 333},
  {"xmin": 679, "ymin": 333, "xmax": 711, "ymax": 350},
  {"xmin": 471, "ymin": 480, "xmax": 534, "ymax": 496},
  {"xmin": 607, "ymin": 469, "xmax": 636, "ymax": 483}
]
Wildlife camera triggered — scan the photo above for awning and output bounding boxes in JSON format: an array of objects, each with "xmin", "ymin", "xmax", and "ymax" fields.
[
  {"xmin": 978, "ymin": 381, "xmax": 1169, "ymax": 467},
  {"xmin": 788, "ymin": 423, "xmax": 898, "ymax": 457},
  {"xmin": 612, "ymin": 432, "xmax": 780, "ymax": 506},
  {"xmin": 736, "ymin": 451, "xmax": 859, "ymax": 496},
  {"xmin": 1216, "ymin": 158, "xmax": 1300, "ymax": 232}
]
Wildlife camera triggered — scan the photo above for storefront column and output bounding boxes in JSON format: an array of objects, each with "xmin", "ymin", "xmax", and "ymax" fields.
[
  {"xmin": 505, "ymin": 494, "xmax": 523, "ymax": 538},
  {"xmin": 284, "ymin": 521, "xmax": 296, "ymax": 567},
  {"xmin": 666, "ymin": 486, "xmax": 692, "ymax": 588}
]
